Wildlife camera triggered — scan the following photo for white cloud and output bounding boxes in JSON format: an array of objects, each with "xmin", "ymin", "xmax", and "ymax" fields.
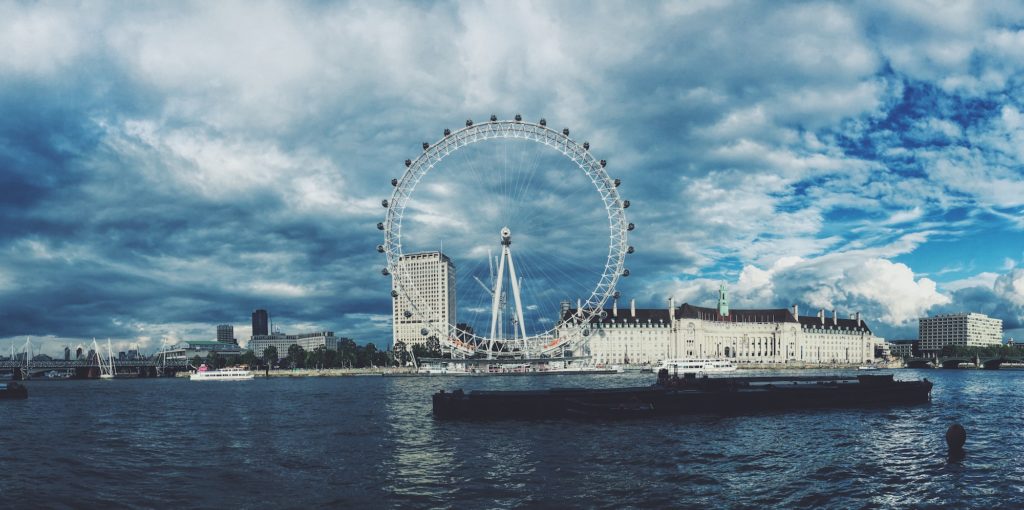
[
  {"xmin": 0, "ymin": 4, "xmax": 90, "ymax": 75},
  {"xmin": 994, "ymin": 268, "xmax": 1024, "ymax": 307}
]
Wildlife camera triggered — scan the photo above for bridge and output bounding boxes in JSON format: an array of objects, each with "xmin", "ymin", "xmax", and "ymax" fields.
[
  {"xmin": 0, "ymin": 358, "xmax": 191, "ymax": 379},
  {"xmin": 3, "ymin": 338, "xmax": 190, "ymax": 380},
  {"xmin": 906, "ymin": 356, "xmax": 1024, "ymax": 370}
]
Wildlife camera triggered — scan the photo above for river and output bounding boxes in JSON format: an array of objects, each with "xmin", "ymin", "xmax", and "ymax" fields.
[{"xmin": 2, "ymin": 369, "xmax": 1022, "ymax": 508}]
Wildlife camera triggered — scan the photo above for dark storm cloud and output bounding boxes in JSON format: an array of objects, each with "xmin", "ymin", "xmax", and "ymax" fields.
[{"xmin": 2, "ymin": 1, "xmax": 1024, "ymax": 352}]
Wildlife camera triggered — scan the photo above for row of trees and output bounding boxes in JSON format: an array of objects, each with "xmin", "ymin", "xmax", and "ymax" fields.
[
  {"xmin": 193, "ymin": 340, "xmax": 395, "ymax": 370},
  {"xmin": 939, "ymin": 344, "xmax": 1024, "ymax": 359}
]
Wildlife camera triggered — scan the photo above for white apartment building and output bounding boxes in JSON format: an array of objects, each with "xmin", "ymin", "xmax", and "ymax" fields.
[
  {"xmin": 918, "ymin": 312, "xmax": 1003, "ymax": 355},
  {"xmin": 249, "ymin": 331, "xmax": 338, "ymax": 359},
  {"xmin": 392, "ymin": 251, "xmax": 456, "ymax": 350},
  {"xmin": 558, "ymin": 285, "xmax": 883, "ymax": 366}
]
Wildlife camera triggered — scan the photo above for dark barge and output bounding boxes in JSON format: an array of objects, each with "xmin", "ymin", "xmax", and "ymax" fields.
[
  {"xmin": 432, "ymin": 371, "xmax": 932, "ymax": 420},
  {"xmin": 0, "ymin": 382, "xmax": 28, "ymax": 400}
]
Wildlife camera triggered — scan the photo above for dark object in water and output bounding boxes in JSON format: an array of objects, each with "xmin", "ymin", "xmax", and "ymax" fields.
[
  {"xmin": 432, "ymin": 370, "xmax": 932, "ymax": 420},
  {"xmin": 0, "ymin": 382, "xmax": 28, "ymax": 400},
  {"xmin": 946, "ymin": 422, "xmax": 967, "ymax": 462},
  {"xmin": 946, "ymin": 423, "xmax": 966, "ymax": 449}
]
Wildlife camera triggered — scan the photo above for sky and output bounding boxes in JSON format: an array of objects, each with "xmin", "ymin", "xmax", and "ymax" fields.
[{"xmin": 3, "ymin": 1, "xmax": 1024, "ymax": 355}]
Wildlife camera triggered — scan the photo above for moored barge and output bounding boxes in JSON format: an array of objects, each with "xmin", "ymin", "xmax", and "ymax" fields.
[
  {"xmin": 432, "ymin": 371, "xmax": 932, "ymax": 420},
  {"xmin": 0, "ymin": 381, "xmax": 28, "ymax": 400}
]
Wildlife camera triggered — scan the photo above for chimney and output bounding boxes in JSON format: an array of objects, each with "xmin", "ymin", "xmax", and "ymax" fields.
[
  {"xmin": 792, "ymin": 304, "xmax": 799, "ymax": 319},
  {"xmin": 856, "ymin": 312, "xmax": 861, "ymax": 328},
  {"xmin": 832, "ymin": 309, "xmax": 838, "ymax": 326},
  {"xmin": 818, "ymin": 309, "xmax": 824, "ymax": 325},
  {"xmin": 612, "ymin": 297, "xmax": 618, "ymax": 317},
  {"xmin": 669, "ymin": 297, "xmax": 675, "ymax": 314},
  {"xmin": 630, "ymin": 299, "xmax": 636, "ymax": 318}
]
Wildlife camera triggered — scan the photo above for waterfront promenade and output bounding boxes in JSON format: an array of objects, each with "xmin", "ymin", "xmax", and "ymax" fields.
[{"xmin": 175, "ymin": 367, "xmax": 416, "ymax": 378}]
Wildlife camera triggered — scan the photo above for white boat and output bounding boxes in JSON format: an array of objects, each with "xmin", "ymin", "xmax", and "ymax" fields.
[
  {"xmin": 858, "ymin": 365, "xmax": 881, "ymax": 371},
  {"xmin": 655, "ymin": 358, "xmax": 737, "ymax": 375},
  {"xmin": 190, "ymin": 364, "xmax": 254, "ymax": 381}
]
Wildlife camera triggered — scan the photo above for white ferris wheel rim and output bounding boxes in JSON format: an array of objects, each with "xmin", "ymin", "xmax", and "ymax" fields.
[{"xmin": 381, "ymin": 117, "xmax": 630, "ymax": 354}]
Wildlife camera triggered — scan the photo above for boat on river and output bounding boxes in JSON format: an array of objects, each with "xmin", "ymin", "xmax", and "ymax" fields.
[
  {"xmin": 654, "ymin": 358, "xmax": 737, "ymax": 375},
  {"xmin": 190, "ymin": 365, "xmax": 254, "ymax": 381},
  {"xmin": 432, "ymin": 371, "xmax": 933, "ymax": 420},
  {"xmin": 0, "ymin": 382, "xmax": 28, "ymax": 400}
]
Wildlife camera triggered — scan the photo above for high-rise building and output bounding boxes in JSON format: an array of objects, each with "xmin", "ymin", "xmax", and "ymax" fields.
[
  {"xmin": 217, "ymin": 324, "xmax": 235, "ymax": 344},
  {"xmin": 252, "ymin": 309, "xmax": 269, "ymax": 337},
  {"xmin": 392, "ymin": 251, "xmax": 456, "ymax": 350},
  {"xmin": 919, "ymin": 312, "xmax": 1002, "ymax": 355},
  {"xmin": 249, "ymin": 331, "xmax": 339, "ymax": 359}
]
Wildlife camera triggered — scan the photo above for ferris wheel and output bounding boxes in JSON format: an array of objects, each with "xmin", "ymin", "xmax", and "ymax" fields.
[{"xmin": 379, "ymin": 115, "xmax": 633, "ymax": 358}]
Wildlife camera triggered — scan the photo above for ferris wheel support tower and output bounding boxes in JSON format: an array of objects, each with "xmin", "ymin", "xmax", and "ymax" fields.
[{"xmin": 489, "ymin": 227, "xmax": 528, "ymax": 346}]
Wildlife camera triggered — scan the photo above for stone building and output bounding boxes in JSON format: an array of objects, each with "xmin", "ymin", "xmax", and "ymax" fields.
[{"xmin": 559, "ymin": 285, "xmax": 883, "ymax": 366}]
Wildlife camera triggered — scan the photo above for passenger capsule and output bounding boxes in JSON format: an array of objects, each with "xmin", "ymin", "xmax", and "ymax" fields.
[
  {"xmin": 421, "ymin": 328, "xmax": 429, "ymax": 336},
  {"xmin": 614, "ymin": 178, "xmax": 621, "ymax": 187},
  {"xmin": 391, "ymin": 178, "xmax": 398, "ymax": 187},
  {"xmin": 622, "ymin": 200, "xmax": 630, "ymax": 209},
  {"xmin": 600, "ymin": 159, "xmax": 607, "ymax": 168},
  {"xmin": 622, "ymin": 268, "xmax": 630, "ymax": 277},
  {"xmin": 382, "ymin": 199, "xmax": 389, "ymax": 208},
  {"xmin": 391, "ymin": 290, "xmax": 399, "ymax": 298},
  {"xmin": 466, "ymin": 119, "xmax": 473, "ymax": 127},
  {"xmin": 627, "ymin": 222, "xmax": 635, "ymax": 231},
  {"xmin": 382, "ymin": 268, "xmax": 390, "ymax": 276},
  {"xmin": 422, "ymin": 142, "xmax": 429, "ymax": 150},
  {"xmin": 377, "ymin": 222, "xmax": 384, "ymax": 230},
  {"xmin": 562, "ymin": 128, "xmax": 569, "ymax": 136},
  {"xmin": 490, "ymin": 114, "xmax": 498, "ymax": 122},
  {"xmin": 627, "ymin": 246, "xmax": 635, "ymax": 254},
  {"xmin": 583, "ymin": 141, "xmax": 590, "ymax": 150},
  {"xmin": 444, "ymin": 128, "xmax": 451, "ymax": 136},
  {"xmin": 405, "ymin": 159, "xmax": 411, "ymax": 167},
  {"xmin": 404, "ymin": 310, "xmax": 413, "ymax": 318},
  {"xmin": 514, "ymin": 113, "xmax": 522, "ymax": 121},
  {"xmin": 582, "ymin": 328, "xmax": 590, "ymax": 337},
  {"xmin": 539, "ymin": 118, "xmax": 547, "ymax": 126},
  {"xmin": 377, "ymin": 244, "xmax": 385, "ymax": 253},
  {"xmin": 613, "ymin": 291, "xmax": 620, "ymax": 299}
]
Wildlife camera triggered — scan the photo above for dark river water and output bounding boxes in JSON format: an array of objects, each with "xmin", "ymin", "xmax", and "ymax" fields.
[{"xmin": 2, "ymin": 369, "xmax": 1023, "ymax": 509}]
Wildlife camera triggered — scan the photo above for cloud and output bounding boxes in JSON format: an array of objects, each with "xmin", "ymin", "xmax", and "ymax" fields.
[{"xmin": 3, "ymin": 1, "xmax": 1024, "ymax": 354}]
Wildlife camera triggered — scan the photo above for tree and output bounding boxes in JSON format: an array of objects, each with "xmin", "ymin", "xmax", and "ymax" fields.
[
  {"xmin": 425, "ymin": 336, "xmax": 442, "ymax": 358},
  {"xmin": 411, "ymin": 343, "xmax": 430, "ymax": 361},
  {"xmin": 287, "ymin": 343, "xmax": 306, "ymax": 369},
  {"xmin": 337, "ymin": 338, "xmax": 358, "ymax": 368},
  {"xmin": 263, "ymin": 346, "xmax": 279, "ymax": 368},
  {"xmin": 191, "ymin": 355, "xmax": 204, "ymax": 369},
  {"xmin": 393, "ymin": 341, "xmax": 410, "ymax": 366},
  {"xmin": 323, "ymin": 348, "xmax": 337, "ymax": 369},
  {"xmin": 369, "ymin": 343, "xmax": 389, "ymax": 367},
  {"xmin": 308, "ymin": 346, "xmax": 327, "ymax": 370},
  {"xmin": 205, "ymin": 350, "xmax": 221, "ymax": 369},
  {"xmin": 240, "ymin": 350, "xmax": 257, "ymax": 369},
  {"xmin": 363, "ymin": 343, "xmax": 379, "ymax": 367}
]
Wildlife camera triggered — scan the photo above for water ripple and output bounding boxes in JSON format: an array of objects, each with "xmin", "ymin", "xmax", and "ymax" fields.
[{"xmin": 3, "ymin": 370, "xmax": 1024, "ymax": 508}]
